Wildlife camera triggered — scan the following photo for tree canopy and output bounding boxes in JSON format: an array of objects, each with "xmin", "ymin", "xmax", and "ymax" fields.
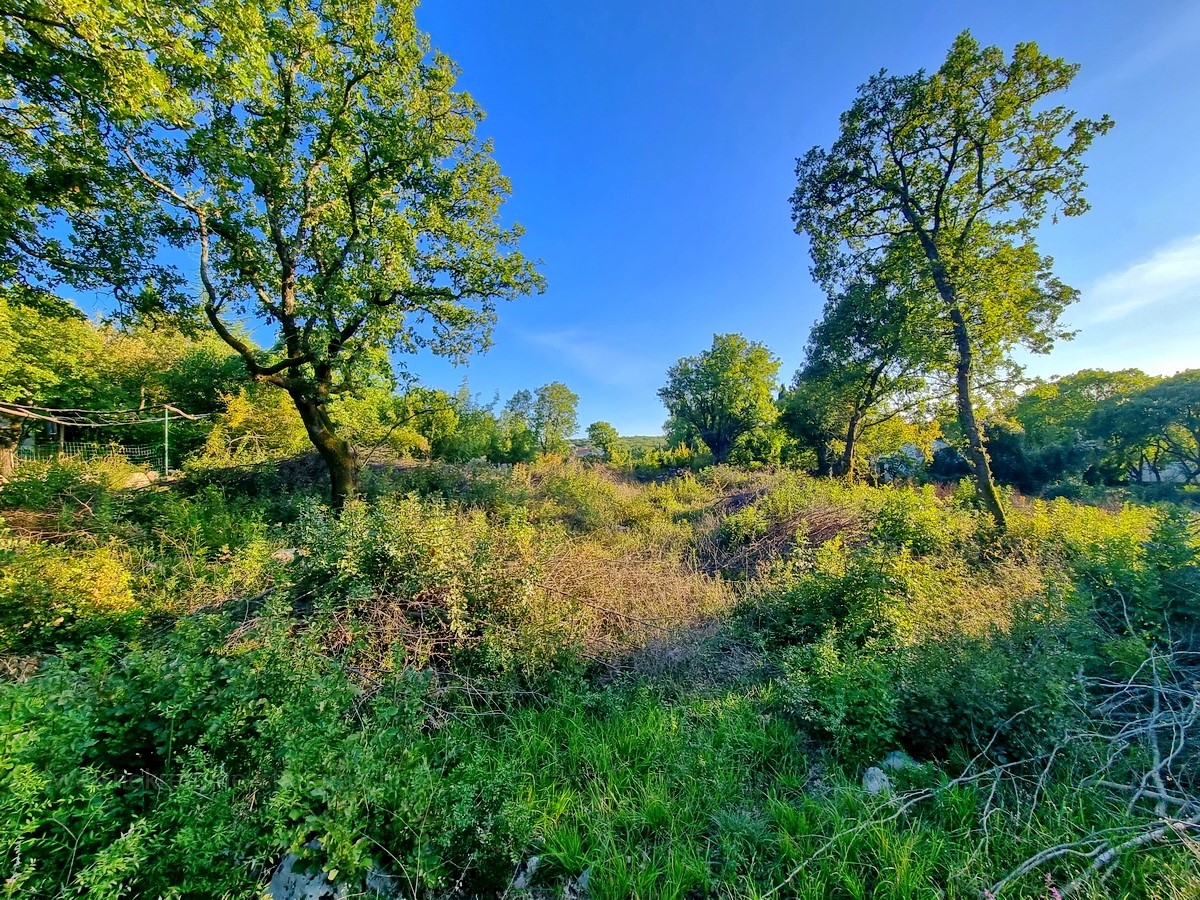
[
  {"xmin": 787, "ymin": 263, "xmax": 946, "ymax": 478},
  {"xmin": 659, "ymin": 333, "xmax": 780, "ymax": 463},
  {"xmin": 532, "ymin": 382, "xmax": 579, "ymax": 455},
  {"xmin": 7, "ymin": 0, "xmax": 545, "ymax": 507},
  {"xmin": 791, "ymin": 31, "xmax": 1111, "ymax": 528}
]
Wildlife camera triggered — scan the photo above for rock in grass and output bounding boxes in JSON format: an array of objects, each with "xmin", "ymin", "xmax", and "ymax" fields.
[
  {"xmin": 862, "ymin": 766, "xmax": 893, "ymax": 795},
  {"xmin": 267, "ymin": 845, "xmax": 397, "ymax": 900},
  {"xmin": 563, "ymin": 866, "xmax": 592, "ymax": 899},
  {"xmin": 510, "ymin": 855, "xmax": 541, "ymax": 890},
  {"xmin": 880, "ymin": 750, "xmax": 917, "ymax": 772},
  {"xmin": 267, "ymin": 853, "xmax": 347, "ymax": 900}
]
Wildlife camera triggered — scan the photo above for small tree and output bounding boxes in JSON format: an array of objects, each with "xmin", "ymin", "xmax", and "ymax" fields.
[
  {"xmin": 112, "ymin": 0, "xmax": 543, "ymax": 507},
  {"xmin": 791, "ymin": 266, "xmax": 945, "ymax": 478},
  {"xmin": 791, "ymin": 31, "xmax": 1111, "ymax": 529},
  {"xmin": 658, "ymin": 334, "xmax": 781, "ymax": 463},
  {"xmin": 586, "ymin": 420, "xmax": 629, "ymax": 465},
  {"xmin": 532, "ymin": 382, "xmax": 579, "ymax": 455}
]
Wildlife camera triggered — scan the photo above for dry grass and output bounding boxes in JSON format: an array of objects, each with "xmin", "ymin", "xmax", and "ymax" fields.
[
  {"xmin": 536, "ymin": 539, "xmax": 735, "ymax": 653},
  {"xmin": 697, "ymin": 503, "xmax": 865, "ymax": 577}
]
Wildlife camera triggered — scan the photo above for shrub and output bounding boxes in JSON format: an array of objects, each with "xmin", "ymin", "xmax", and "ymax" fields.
[
  {"xmin": 294, "ymin": 496, "xmax": 574, "ymax": 675},
  {"xmin": 892, "ymin": 610, "xmax": 1087, "ymax": 759},
  {"xmin": 0, "ymin": 539, "xmax": 136, "ymax": 651},
  {"xmin": 778, "ymin": 634, "xmax": 898, "ymax": 764},
  {"xmin": 0, "ymin": 456, "xmax": 136, "ymax": 513},
  {"xmin": 867, "ymin": 485, "xmax": 969, "ymax": 556}
]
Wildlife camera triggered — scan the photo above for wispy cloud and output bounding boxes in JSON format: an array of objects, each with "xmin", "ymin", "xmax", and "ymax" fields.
[
  {"xmin": 1104, "ymin": 2, "xmax": 1200, "ymax": 85},
  {"xmin": 1081, "ymin": 233, "xmax": 1200, "ymax": 323},
  {"xmin": 520, "ymin": 328, "xmax": 658, "ymax": 387}
]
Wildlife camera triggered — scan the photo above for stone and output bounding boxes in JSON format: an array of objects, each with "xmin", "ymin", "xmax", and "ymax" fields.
[
  {"xmin": 267, "ymin": 853, "xmax": 347, "ymax": 900},
  {"xmin": 862, "ymin": 766, "xmax": 892, "ymax": 795},
  {"xmin": 272, "ymin": 548, "xmax": 300, "ymax": 564},
  {"xmin": 510, "ymin": 854, "xmax": 541, "ymax": 890},
  {"xmin": 267, "ymin": 844, "xmax": 396, "ymax": 900},
  {"xmin": 364, "ymin": 867, "xmax": 398, "ymax": 898},
  {"xmin": 563, "ymin": 865, "xmax": 592, "ymax": 899},
  {"xmin": 880, "ymin": 750, "xmax": 917, "ymax": 772}
]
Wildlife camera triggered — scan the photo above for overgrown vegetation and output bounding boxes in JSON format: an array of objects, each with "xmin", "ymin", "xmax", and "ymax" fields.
[
  {"xmin": 2, "ymin": 457, "xmax": 1197, "ymax": 897},
  {"xmin": 2, "ymin": 6, "xmax": 1197, "ymax": 897}
]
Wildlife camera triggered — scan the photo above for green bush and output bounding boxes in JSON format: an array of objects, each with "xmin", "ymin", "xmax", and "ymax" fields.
[
  {"xmin": 293, "ymin": 496, "xmax": 577, "ymax": 675},
  {"xmin": 778, "ymin": 634, "xmax": 898, "ymax": 764},
  {"xmin": 892, "ymin": 609, "xmax": 1087, "ymax": 760},
  {"xmin": 0, "ymin": 539, "xmax": 136, "ymax": 651},
  {"xmin": 0, "ymin": 456, "xmax": 135, "ymax": 513}
]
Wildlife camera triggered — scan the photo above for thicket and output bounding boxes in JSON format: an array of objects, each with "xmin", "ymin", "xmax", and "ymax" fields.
[{"xmin": 1, "ymin": 457, "xmax": 1197, "ymax": 898}]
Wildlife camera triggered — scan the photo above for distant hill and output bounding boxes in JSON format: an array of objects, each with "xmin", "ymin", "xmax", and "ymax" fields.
[{"xmin": 618, "ymin": 435, "xmax": 666, "ymax": 453}]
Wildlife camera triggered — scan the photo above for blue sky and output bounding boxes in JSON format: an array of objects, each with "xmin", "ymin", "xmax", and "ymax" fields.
[{"xmin": 393, "ymin": 0, "xmax": 1200, "ymax": 436}]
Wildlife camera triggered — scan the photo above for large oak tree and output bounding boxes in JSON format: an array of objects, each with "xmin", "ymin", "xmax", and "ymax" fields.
[
  {"xmin": 791, "ymin": 31, "xmax": 1110, "ymax": 529},
  {"xmin": 28, "ymin": 0, "xmax": 544, "ymax": 507}
]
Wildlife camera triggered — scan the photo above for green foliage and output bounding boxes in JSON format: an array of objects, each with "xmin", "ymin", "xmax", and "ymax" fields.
[
  {"xmin": 586, "ymin": 420, "xmax": 630, "ymax": 465},
  {"xmin": 1013, "ymin": 369, "xmax": 1158, "ymax": 447},
  {"xmin": 0, "ymin": 540, "xmax": 136, "ymax": 652},
  {"xmin": 786, "ymin": 267, "xmax": 944, "ymax": 477},
  {"xmin": 780, "ymin": 634, "xmax": 898, "ymax": 764},
  {"xmin": 0, "ymin": 289, "xmax": 99, "ymax": 405},
  {"xmin": 532, "ymin": 382, "xmax": 580, "ymax": 456},
  {"xmin": 0, "ymin": 0, "xmax": 203, "ymax": 300},
  {"xmin": 14, "ymin": 0, "xmax": 546, "ymax": 505},
  {"xmin": 0, "ymin": 456, "xmax": 133, "ymax": 513},
  {"xmin": 201, "ymin": 387, "xmax": 310, "ymax": 462},
  {"xmin": 2, "ymin": 457, "xmax": 1199, "ymax": 898},
  {"xmin": 1090, "ymin": 370, "xmax": 1200, "ymax": 484},
  {"xmin": 792, "ymin": 31, "xmax": 1112, "ymax": 527},
  {"xmin": 659, "ymin": 333, "xmax": 781, "ymax": 463},
  {"xmin": 293, "ymin": 495, "xmax": 578, "ymax": 673}
]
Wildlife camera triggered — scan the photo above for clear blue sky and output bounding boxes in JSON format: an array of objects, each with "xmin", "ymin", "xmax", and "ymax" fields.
[{"xmin": 395, "ymin": 0, "xmax": 1200, "ymax": 436}]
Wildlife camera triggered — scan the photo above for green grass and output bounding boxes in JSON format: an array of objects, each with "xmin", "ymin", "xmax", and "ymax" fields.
[{"xmin": 1, "ymin": 458, "xmax": 1197, "ymax": 898}]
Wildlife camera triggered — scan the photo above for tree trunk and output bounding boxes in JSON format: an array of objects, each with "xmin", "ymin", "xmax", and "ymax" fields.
[
  {"xmin": 911, "ymin": 228, "xmax": 1006, "ymax": 529},
  {"xmin": 706, "ymin": 432, "xmax": 733, "ymax": 464},
  {"xmin": 948, "ymin": 305, "xmax": 1007, "ymax": 530},
  {"xmin": 839, "ymin": 413, "xmax": 861, "ymax": 481},
  {"xmin": 0, "ymin": 415, "xmax": 21, "ymax": 479},
  {"xmin": 290, "ymin": 392, "xmax": 359, "ymax": 510},
  {"xmin": 814, "ymin": 440, "xmax": 833, "ymax": 478}
]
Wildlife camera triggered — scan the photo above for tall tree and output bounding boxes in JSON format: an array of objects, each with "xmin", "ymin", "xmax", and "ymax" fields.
[
  {"xmin": 0, "ymin": 0, "xmax": 229, "ymax": 302},
  {"xmin": 0, "ymin": 289, "xmax": 100, "ymax": 473},
  {"xmin": 532, "ymin": 382, "xmax": 579, "ymax": 455},
  {"xmin": 791, "ymin": 31, "xmax": 1111, "ymax": 529},
  {"xmin": 658, "ymin": 333, "xmax": 781, "ymax": 463},
  {"xmin": 1012, "ymin": 369, "xmax": 1158, "ymax": 446},
  {"xmin": 1090, "ymin": 372, "xmax": 1200, "ymax": 484},
  {"xmin": 104, "ymin": 0, "xmax": 543, "ymax": 507}
]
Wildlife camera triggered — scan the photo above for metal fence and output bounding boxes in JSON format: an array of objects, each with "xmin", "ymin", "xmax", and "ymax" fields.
[{"xmin": 17, "ymin": 442, "xmax": 162, "ymax": 469}]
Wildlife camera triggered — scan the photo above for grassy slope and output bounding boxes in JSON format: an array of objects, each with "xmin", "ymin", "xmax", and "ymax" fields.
[{"xmin": 0, "ymin": 456, "xmax": 1198, "ymax": 898}]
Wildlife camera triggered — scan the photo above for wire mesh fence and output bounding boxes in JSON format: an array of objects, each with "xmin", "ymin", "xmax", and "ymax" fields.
[{"xmin": 17, "ymin": 442, "xmax": 162, "ymax": 469}]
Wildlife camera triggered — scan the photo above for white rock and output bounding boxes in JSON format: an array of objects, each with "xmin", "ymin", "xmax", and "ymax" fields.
[{"xmin": 862, "ymin": 766, "xmax": 893, "ymax": 795}]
